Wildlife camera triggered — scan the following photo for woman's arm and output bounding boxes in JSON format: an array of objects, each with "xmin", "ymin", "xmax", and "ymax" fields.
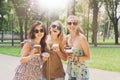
[
  {"xmin": 58, "ymin": 40, "xmax": 67, "ymax": 61},
  {"xmin": 78, "ymin": 36, "xmax": 90, "ymax": 61},
  {"xmin": 20, "ymin": 42, "xmax": 35, "ymax": 63},
  {"xmin": 53, "ymin": 39, "xmax": 67, "ymax": 61}
]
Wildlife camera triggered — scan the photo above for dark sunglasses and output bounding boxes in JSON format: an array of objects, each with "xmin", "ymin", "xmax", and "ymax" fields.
[
  {"xmin": 34, "ymin": 29, "xmax": 44, "ymax": 33},
  {"xmin": 67, "ymin": 22, "xmax": 78, "ymax": 26},
  {"xmin": 51, "ymin": 24, "xmax": 61, "ymax": 31}
]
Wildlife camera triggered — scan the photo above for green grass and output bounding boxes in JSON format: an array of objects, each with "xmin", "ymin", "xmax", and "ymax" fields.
[
  {"xmin": 0, "ymin": 46, "xmax": 21, "ymax": 56},
  {"xmin": 89, "ymin": 47, "xmax": 120, "ymax": 72},
  {"xmin": 0, "ymin": 42, "xmax": 20, "ymax": 44},
  {"xmin": 88, "ymin": 37, "xmax": 120, "ymax": 44},
  {"xmin": 0, "ymin": 40, "xmax": 20, "ymax": 44},
  {"xmin": 0, "ymin": 46, "xmax": 120, "ymax": 72}
]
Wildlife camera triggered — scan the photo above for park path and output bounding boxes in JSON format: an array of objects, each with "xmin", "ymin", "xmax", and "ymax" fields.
[{"xmin": 0, "ymin": 54, "xmax": 120, "ymax": 80}]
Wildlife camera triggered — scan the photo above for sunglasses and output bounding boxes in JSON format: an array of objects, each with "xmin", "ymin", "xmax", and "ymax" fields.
[
  {"xmin": 34, "ymin": 29, "xmax": 44, "ymax": 33},
  {"xmin": 67, "ymin": 22, "xmax": 78, "ymax": 26},
  {"xmin": 51, "ymin": 24, "xmax": 61, "ymax": 31}
]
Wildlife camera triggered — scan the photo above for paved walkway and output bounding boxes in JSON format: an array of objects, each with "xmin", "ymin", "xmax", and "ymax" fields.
[{"xmin": 0, "ymin": 54, "xmax": 120, "ymax": 80}]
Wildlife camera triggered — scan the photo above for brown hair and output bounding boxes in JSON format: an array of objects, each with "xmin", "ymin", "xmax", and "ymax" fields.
[
  {"xmin": 67, "ymin": 15, "xmax": 84, "ymax": 34},
  {"xmin": 28, "ymin": 21, "xmax": 47, "ymax": 52}
]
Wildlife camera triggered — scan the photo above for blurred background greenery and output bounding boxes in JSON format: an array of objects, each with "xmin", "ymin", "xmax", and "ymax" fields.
[{"xmin": 0, "ymin": 0, "xmax": 120, "ymax": 73}]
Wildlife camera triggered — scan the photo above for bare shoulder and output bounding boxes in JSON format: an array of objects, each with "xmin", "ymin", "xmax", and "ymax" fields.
[
  {"xmin": 22, "ymin": 40, "xmax": 31, "ymax": 49},
  {"xmin": 78, "ymin": 34, "xmax": 87, "ymax": 41},
  {"xmin": 65, "ymin": 34, "xmax": 70, "ymax": 39},
  {"xmin": 20, "ymin": 40, "xmax": 32, "ymax": 57}
]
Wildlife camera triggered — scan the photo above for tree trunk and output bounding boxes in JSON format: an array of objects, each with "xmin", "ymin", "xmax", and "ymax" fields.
[
  {"xmin": 107, "ymin": 17, "xmax": 110, "ymax": 39},
  {"xmin": 92, "ymin": 0, "xmax": 98, "ymax": 47},
  {"xmin": 1, "ymin": 15, "xmax": 4, "ymax": 42},
  {"xmin": 1, "ymin": 30, "xmax": 3, "ymax": 42},
  {"xmin": 113, "ymin": 19, "xmax": 119, "ymax": 44},
  {"xmin": 67, "ymin": 0, "xmax": 75, "ymax": 16},
  {"xmin": 87, "ymin": 1, "xmax": 90, "ymax": 41},
  {"xmin": 72, "ymin": 0, "xmax": 75, "ymax": 15},
  {"xmin": 19, "ymin": 18, "xmax": 24, "ymax": 42},
  {"xmin": 103, "ymin": 19, "xmax": 107, "ymax": 42},
  {"xmin": 104, "ymin": 0, "xmax": 120, "ymax": 44},
  {"xmin": 25, "ymin": 18, "xmax": 28, "ymax": 39}
]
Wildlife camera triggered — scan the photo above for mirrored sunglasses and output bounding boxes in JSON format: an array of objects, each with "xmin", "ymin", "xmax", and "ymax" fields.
[
  {"xmin": 51, "ymin": 24, "xmax": 61, "ymax": 31},
  {"xmin": 67, "ymin": 22, "xmax": 78, "ymax": 26},
  {"xmin": 34, "ymin": 29, "xmax": 44, "ymax": 33}
]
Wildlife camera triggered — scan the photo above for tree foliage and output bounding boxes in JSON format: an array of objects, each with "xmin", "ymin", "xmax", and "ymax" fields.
[
  {"xmin": 0, "ymin": 0, "xmax": 9, "ymax": 31},
  {"xmin": 104, "ymin": 0, "xmax": 120, "ymax": 44}
]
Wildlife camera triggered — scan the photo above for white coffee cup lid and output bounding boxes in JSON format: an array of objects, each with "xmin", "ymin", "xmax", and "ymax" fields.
[
  {"xmin": 66, "ymin": 49, "xmax": 73, "ymax": 53},
  {"xmin": 42, "ymin": 52, "xmax": 50, "ymax": 57}
]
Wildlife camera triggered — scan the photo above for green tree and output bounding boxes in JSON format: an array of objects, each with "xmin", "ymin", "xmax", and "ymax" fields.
[
  {"xmin": 104, "ymin": 0, "xmax": 120, "ymax": 44},
  {"xmin": 67, "ymin": 0, "xmax": 76, "ymax": 16},
  {"xmin": 0, "ymin": 0, "xmax": 9, "ymax": 42},
  {"xmin": 89, "ymin": 0, "xmax": 103, "ymax": 46},
  {"xmin": 76, "ymin": 0, "xmax": 92, "ymax": 41}
]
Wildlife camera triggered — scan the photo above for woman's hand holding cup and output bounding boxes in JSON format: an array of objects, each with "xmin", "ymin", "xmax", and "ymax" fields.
[
  {"xmin": 52, "ymin": 43, "xmax": 59, "ymax": 52},
  {"xmin": 33, "ymin": 45, "xmax": 41, "ymax": 54},
  {"xmin": 67, "ymin": 56, "xmax": 74, "ymax": 61},
  {"xmin": 65, "ymin": 47, "xmax": 73, "ymax": 57},
  {"xmin": 41, "ymin": 52, "xmax": 50, "ymax": 62}
]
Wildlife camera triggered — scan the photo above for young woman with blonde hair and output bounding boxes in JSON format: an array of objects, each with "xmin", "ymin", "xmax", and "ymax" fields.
[
  {"xmin": 42, "ymin": 20, "xmax": 67, "ymax": 80},
  {"xmin": 65, "ymin": 15, "xmax": 90, "ymax": 80}
]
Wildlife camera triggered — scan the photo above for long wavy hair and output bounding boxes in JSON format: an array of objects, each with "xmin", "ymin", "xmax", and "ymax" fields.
[
  {"xmin": 67, "ymin": 15, "xmax": 84, "ymax": 35},
  {"xmin": 49, "ymin": 20, "xmax": 64, "ymax": 43},
  {"xmin": 28, "ymin": 21, "xmax": 47, "ymax": 52}
]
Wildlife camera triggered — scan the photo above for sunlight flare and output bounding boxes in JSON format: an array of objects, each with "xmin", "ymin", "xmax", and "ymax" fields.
[{"xmin": 40, "ymin": 0, "xmax": 68, "ymax": 10}]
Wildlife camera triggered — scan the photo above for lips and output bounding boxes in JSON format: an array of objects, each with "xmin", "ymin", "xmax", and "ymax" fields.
[{"xmin": 37, "ymin": 34, "xmax": 43, "ymax": 37}]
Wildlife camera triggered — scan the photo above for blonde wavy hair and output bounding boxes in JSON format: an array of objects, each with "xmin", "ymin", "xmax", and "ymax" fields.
[
  {"xmin": 49, "ymin": 20, "xmax": 64, "ymax": 43},
  {"xmin": 67, "ymin": 15, "xmax": 84, "ymax": 35}
]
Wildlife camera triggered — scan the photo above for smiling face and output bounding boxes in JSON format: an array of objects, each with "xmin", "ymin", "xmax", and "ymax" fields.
[
  {"xmin": 50, "ymin": 21, "xmax": 61, "ymax": 36},
  {"xmin": 67, "ymin": 18, "xmax": 78, "ymax": 33},
  {"xmin": 34, "ymin": 25, "xmax": 44, "ymax": 39},
  {"xmin": 28, "ymin": 21, "xmax": 46, "ymax": 40}
]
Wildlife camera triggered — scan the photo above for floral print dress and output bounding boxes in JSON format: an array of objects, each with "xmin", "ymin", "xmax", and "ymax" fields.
[
  {"xmin": 13, "ymin": 40, "xmax": 43, "ymax": 80},
  {"xmin": 67, "ymin": 47, "xmax": 89, "ymax": 80}
]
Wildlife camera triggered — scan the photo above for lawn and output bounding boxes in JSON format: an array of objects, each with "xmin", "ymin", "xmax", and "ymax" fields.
[
  {"xmin": 0, "ymin": 46, "xmax": 120, "ymax": 72},
  {"xmin": 89, "ymin": 47, "xmax": 120, "ymax": 72},
  {"xmin": 0, "ymin": 46, "xmax": 21, "ymax": 56}
]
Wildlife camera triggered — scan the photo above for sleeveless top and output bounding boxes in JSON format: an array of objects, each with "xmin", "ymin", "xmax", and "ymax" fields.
[
  {"xmin": 42, "ymin": 48, "xmax": 65, "ymax": 80},
  {"xmin": 67, "ymin": 47, "xmax": 89, "ymax": 79},
  {"xmin": 13, "ymin": 40, "xmax": 43, "ymax": 80}
]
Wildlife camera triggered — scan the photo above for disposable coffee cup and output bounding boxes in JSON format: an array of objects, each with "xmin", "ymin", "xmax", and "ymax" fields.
[
  {"xmin": 33, "ymin": 45, "xmax": 41, "ymax": 54},
  {"xmin": 42, "ymin": 52, "xmax": 50, "ymax": 58},
  {"xmin": 66, "ymin": 49, "xmax": 73, "ymax": 53},
  {"xmin": 41, "ymin": 52, "xmax": 50, "ymax": 61},
  {"xmin": 65, "ymin": 48, "xmax": 73, "ymax": 56},
  {"xmin": 64, "ymin": 46, "xmax": 71, "ymax": 49}
]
